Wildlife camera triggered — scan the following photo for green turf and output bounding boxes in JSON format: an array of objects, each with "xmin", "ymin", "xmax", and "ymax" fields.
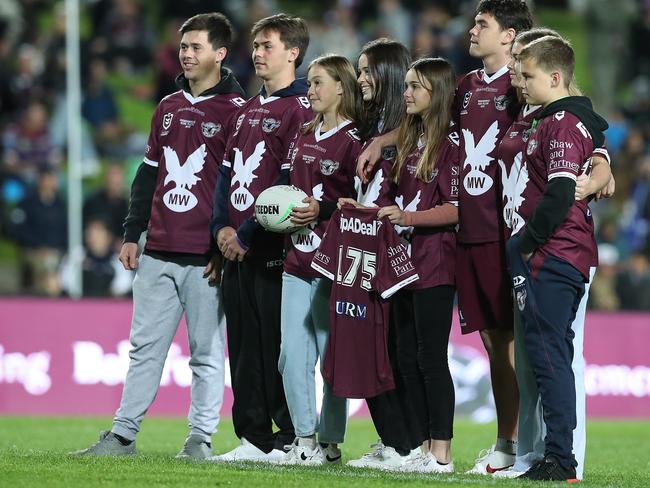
[{"xmin": 1, "ymin": 417, "xmax": 648, "ymax": 487}]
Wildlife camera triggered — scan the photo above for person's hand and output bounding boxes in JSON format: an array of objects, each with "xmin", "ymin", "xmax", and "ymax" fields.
[
  {"xmin": 203, "ymin": 254, "xmax": 222, "ymax": 284},
  {"xmin": 118, "ymin": 242, "xmax": 140, "ymax": 270},
  {"xmin": 290, "ymin": 196, "xmax": 319, "ymax": 225},
  {"xmin": 356, "ymin": 138, "xmax": 383, "ymax": 183},
  {"xmin": 217, "ymin": 227, "xmax": 247, "ymax": 262},
  {"xmin": 377, "ymin": 205, "xmax": 407, "ymax": 226},
  {"xmin": 337, "ymin": 197, "xmax": 364, "ymax": 209},
  {"xmin": 596, "ymin": 175, "xmax": 616, "ymax": 200},
  {"xmin": 575, "ymin": 174, "xmax": 592, "ymax": 201}
]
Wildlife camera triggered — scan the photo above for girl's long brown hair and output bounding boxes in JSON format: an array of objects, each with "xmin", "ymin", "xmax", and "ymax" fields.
[
  {"xmin": 393, "ymin": 57, "xmax": 455, "ymax": 183},
  {"xmin": 303, "ymin": 54, "xmax": 362, "ymax": 134}
]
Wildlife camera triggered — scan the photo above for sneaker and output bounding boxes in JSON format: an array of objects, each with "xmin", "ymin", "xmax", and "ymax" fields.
[
  {"xmin": 69, "ymin": 431, "xmax": 136, "ymax": 456},
  {"xmin": 346, "ymin": 441, "xmax": 406, "ymax": 471},
  {"xmin": 466, "ymin": 445, "xmax": 515, "ymax": 474},
  {"xmin": 175, "ymin": 434, "xmax": 213, "ymax": 460},
  {"xmin": 401, "ymin": 452, "xmax": 454, "ymax": 474},
  {"xmin": 277, "ymin": 437, "xmax": 322, "ymax": 466},
  {"xmin": 208, "ymin": 438, "xmax": 284, "ymax": 463},
  {"xmin": 319, "ymin": 443, "xmax": 342, "ymax": 465},
  {"xmin": 492, "ymin": 467, "xmax": 525, "ymax": 478},
  {"xmin": 520, "ymin": 454, "xmax": 577, "ymax": 481}
]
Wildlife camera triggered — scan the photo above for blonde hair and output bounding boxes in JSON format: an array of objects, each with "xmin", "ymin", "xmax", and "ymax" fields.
[
  {"xmin": 519, "ymin": 36, "xmax": 575, "ymax": 89},
  {"xmin": 303, "ymin": 54, "xmax": 362, "ymax": 134},
  {"xmin": 393, "ymin": 58, "xmax": 455, "ymax": 183}
]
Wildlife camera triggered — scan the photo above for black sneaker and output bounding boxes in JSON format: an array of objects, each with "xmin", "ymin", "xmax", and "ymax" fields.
[{"xmin": 520, "ymin": 454, "xmax": 577, "ymax": 481}]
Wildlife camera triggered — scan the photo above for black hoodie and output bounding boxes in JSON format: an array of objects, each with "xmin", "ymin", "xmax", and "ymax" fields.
[{"xmin": 517, "ymin": 96, "xmax": 609, "ymax": 255}]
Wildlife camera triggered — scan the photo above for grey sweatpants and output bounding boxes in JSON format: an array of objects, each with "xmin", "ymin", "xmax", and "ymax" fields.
[{"xmin": 112, "ymin": 254, "xmax": 226, "ymax": 442}]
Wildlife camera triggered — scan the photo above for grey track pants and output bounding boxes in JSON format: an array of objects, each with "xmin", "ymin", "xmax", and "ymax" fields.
[{"xmin": 112, "ymin": 254, "xmax": 226, "ymax": 441}]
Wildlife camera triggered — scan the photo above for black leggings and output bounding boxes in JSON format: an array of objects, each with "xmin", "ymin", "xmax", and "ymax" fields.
[{"xmin": 393, "ymin": 286, "xmax": 455, "ymax": 440}]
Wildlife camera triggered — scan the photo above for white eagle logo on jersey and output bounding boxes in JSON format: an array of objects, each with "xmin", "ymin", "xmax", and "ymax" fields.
[
  {"xmin": 394, "ymin": 190, "xmax": 421, "ymax": 240},
  {"xmin": 162, "ymin": 144, "xmax": 206, "ymax": 212},
  {"xmin": 499, "ymin": 151, "xmax": 527, "ymax": 233},
  {"xmin": 462, "ymin": 121, "xmax": 499, "ymax": 196},
  {"xmin": 354, "ymin": 168, "xmax": 384, "ymax": 207},
  {"xmin": 230, "ymin": 141, "xmax": 266, "ymax": 211}
]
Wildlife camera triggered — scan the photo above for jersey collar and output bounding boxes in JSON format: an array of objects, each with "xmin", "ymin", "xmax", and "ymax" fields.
[{"xmin": 481, "ymin": 65, "xmax": 509, "ymax": 84}]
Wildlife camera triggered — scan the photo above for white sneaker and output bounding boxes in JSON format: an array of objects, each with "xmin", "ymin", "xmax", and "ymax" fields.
[
  {"xmin": 401, "ymin": 452, "xmax": 454, "ymax": 474},
  {"xmin": 465, "ymin": 445, "xmax": 515, "ymax": 474},
  {"xmin": 318, "ymin": 443, "xmax": 342, "ymax": 465},
  {"xmin": 277, "ymin": 437, "xmax": 320, "ymax": 466},
  {"xmin": 346, "ymin": 441, "xmax": 406, "ymax": 471},
  {"xmin": 208, "ymin": 438, "xmax": 284, "ymax": 463},
  {"xmin": 492, "ymin": 467, "xmax": 526, "ymax": 478}
]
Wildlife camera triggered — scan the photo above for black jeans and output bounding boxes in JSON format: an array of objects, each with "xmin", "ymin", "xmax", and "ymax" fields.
[
  {"xmin": 393, "ymin": 286, "xmax": 455, "ymax": 441},
  {"xmin": 222, "ymin": 258, "xmax": 294, "ymax": 452},
  {"xmin": 366, "ymin": 308, "xmax": 425, "ymax": 455}
]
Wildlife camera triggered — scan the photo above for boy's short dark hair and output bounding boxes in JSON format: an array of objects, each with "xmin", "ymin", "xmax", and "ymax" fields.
[
  {"xmin": 519, "ymin": 36, "xmax": 575, "ymax": 88},
  {"xmin": 180, "ymin": 12, "xmax": 233, "ymax": 52},
  {"xmin": 251, "ymin": 14, "xmax": 310, "ymax": 68},
  {"xmin": 476, "ymin": 0, "xmax": 533, "ymax": 34}
]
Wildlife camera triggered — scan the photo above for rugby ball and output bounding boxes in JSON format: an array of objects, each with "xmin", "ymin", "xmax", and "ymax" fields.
[{"xmin": 255, "ymin": 185, "xmax": 309, "ymax": 233}]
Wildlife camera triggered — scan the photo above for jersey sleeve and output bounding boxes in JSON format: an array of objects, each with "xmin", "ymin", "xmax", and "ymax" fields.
[
  {"xmin": 311, "ymin": 209, "xmax": 340, "ymax": 280},
  {"xmin": 143, "ymin": 104, "xmax": 163, "ymax": 168},
  {"xmin": 545, "ymin": 115, "xmax": 590, "ymax": 182},
  {"xmin": 373, "ymin": 217, "xmax": 419, "ymax": 298}
]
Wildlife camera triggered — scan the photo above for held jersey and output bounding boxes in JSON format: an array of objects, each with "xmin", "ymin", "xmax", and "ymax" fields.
[
  {"xmin": 144, "ymin": 88, "xmax": 246, "ymax": 254},
  {"xmin": 517, "ymin": 110, "xmax": 598, "ymax": 279},
  {"xmin": 455, "ymin": 66, "xmax": 520, "ymax": 244},
  {"xmin": 311, "ymin": 206, "xmax": 419, "ymax": 398},
  {"xmin": 393, "ymin": 130, "xmax": 460, "ymax": 289},
  {"xmin": 497, "ymin": 104, "xmax": 542, "ymax": 240},
  {"xmin": 284, "ymin": 121, "xmax": 362, "ymax": 277},
  {"xmin": 354, "ymin": 141, "xmax": 397, "ymax": 208}
]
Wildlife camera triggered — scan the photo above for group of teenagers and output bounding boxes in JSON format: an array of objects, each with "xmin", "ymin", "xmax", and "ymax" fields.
[{"xmin": 71, "ymin": 0, "xmax": 615, "ymax": 483}]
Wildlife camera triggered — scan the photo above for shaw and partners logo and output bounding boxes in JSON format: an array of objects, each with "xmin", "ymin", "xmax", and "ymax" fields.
[
  {"xmin": 0, "ymin": 344, "xmax": 51, "ymax": 395},
  {"xmin": 335, "ymin": 301, "xmax": 367, "ymax": 319},
  {"xmin": 340, "ymin": 216, "xmax": 381, "ymax": 236}
]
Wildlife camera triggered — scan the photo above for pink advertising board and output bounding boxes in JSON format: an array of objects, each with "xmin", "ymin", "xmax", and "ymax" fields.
[{"xmin": 1, "ymin": 299, "xmax": 648, "ymax": 418}]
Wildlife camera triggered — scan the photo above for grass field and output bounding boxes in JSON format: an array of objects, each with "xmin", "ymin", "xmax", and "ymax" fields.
[{"xmin": 1, "ymin": 417, "xmax": 648, "ymax": 487}]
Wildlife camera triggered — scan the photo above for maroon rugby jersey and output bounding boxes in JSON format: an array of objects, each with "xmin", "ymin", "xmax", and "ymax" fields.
[
  {"xmin": 223, "ymin": 90, "xmax": 312, "ymax": 228},
  {"xmin": 311, "ymin": 207, "xmax": 419, "ymax": 398},
  {"xmin": 497, "ymin": 104, "xmax": 542, "ymax": 240},
  {"xmin": 394, "ymin": 130, "xmax": 460, "ymax": 289},
  {"xmin": 284, "ymin": 121, "xmax": 363, "ymax": 277},
  {"xmin": 144, "ymin": 86, "xmax": 246, "ymax": 254},
  {"xmin": 516, "ymin": 110, "xmax": 598, "ymax": 279},
  {"xmin": 355, "ymin": 141, "xmax": 397, "ymax": 208},
  {"xmin": 455, "ymin": 66, "xmax": 520, "ymax": 244}
]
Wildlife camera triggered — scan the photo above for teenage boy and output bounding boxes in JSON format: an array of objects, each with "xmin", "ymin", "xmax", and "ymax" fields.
[
  {"xmin": 70, "ymin": 12, "xmax": 245, "ymax": 459},
  {"xmin": 209, "ymin": 14, "xmax": 312, "ymax": 462},
  {"xmin": 456, "ymin": 0, "xmax": 532, "ymax": 474},
  {"xmin": 507, "ymin": 35, "xmax": 608, "ymax": 481}
]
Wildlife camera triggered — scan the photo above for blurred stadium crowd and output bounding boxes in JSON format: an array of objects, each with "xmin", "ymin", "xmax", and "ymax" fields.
[{"xmin": 0, "ymin": 0, "xmax": 648, "ymax": 308}]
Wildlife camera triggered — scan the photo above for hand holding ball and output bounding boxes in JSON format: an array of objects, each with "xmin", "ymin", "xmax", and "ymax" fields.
[{"xmin": 255, "ymin": 185, "xmax": 309, "ymax": 233}]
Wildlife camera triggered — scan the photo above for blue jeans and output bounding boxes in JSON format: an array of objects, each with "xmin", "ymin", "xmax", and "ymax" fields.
[
  {"xmin": 506, "ymin": 237, "xmax": 584, "ymax": 470},
  {"xmin": 278, "ymin": 272, "xmax": 347, "ymax": 443}
]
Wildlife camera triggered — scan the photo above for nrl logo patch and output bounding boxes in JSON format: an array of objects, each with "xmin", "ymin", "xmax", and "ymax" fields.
[
  {"xmin": 162, "ymin": 113, "xmax": 173, "ymax": 130},
  {"xmin": 262, "ymin": 117, "xmax": 281, "ymax": 133},
  {"xmin": 201, "ymin": 121, "xmax": 221, "ymax": 138},
  {"xmin": 235, "ymin": 114, "xmax": 245, "ymax": 132},
  {"xmin": 527, "ymin": 139, "xmax": 538, "ymax": 156},
  {"xmin": 494, "ymin": 95, "xmax": 509, "ymax": 111},
  {"xmin": 463, "ymin": 91, "xmax": 473, "ymax": 109},
  {"xmin": 320, "ymin": 159, "xmax": 339, "ymax": 176},
  {"xmin": 516, "ymin": 288, "xmax": 527, "ymax": 311}
]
